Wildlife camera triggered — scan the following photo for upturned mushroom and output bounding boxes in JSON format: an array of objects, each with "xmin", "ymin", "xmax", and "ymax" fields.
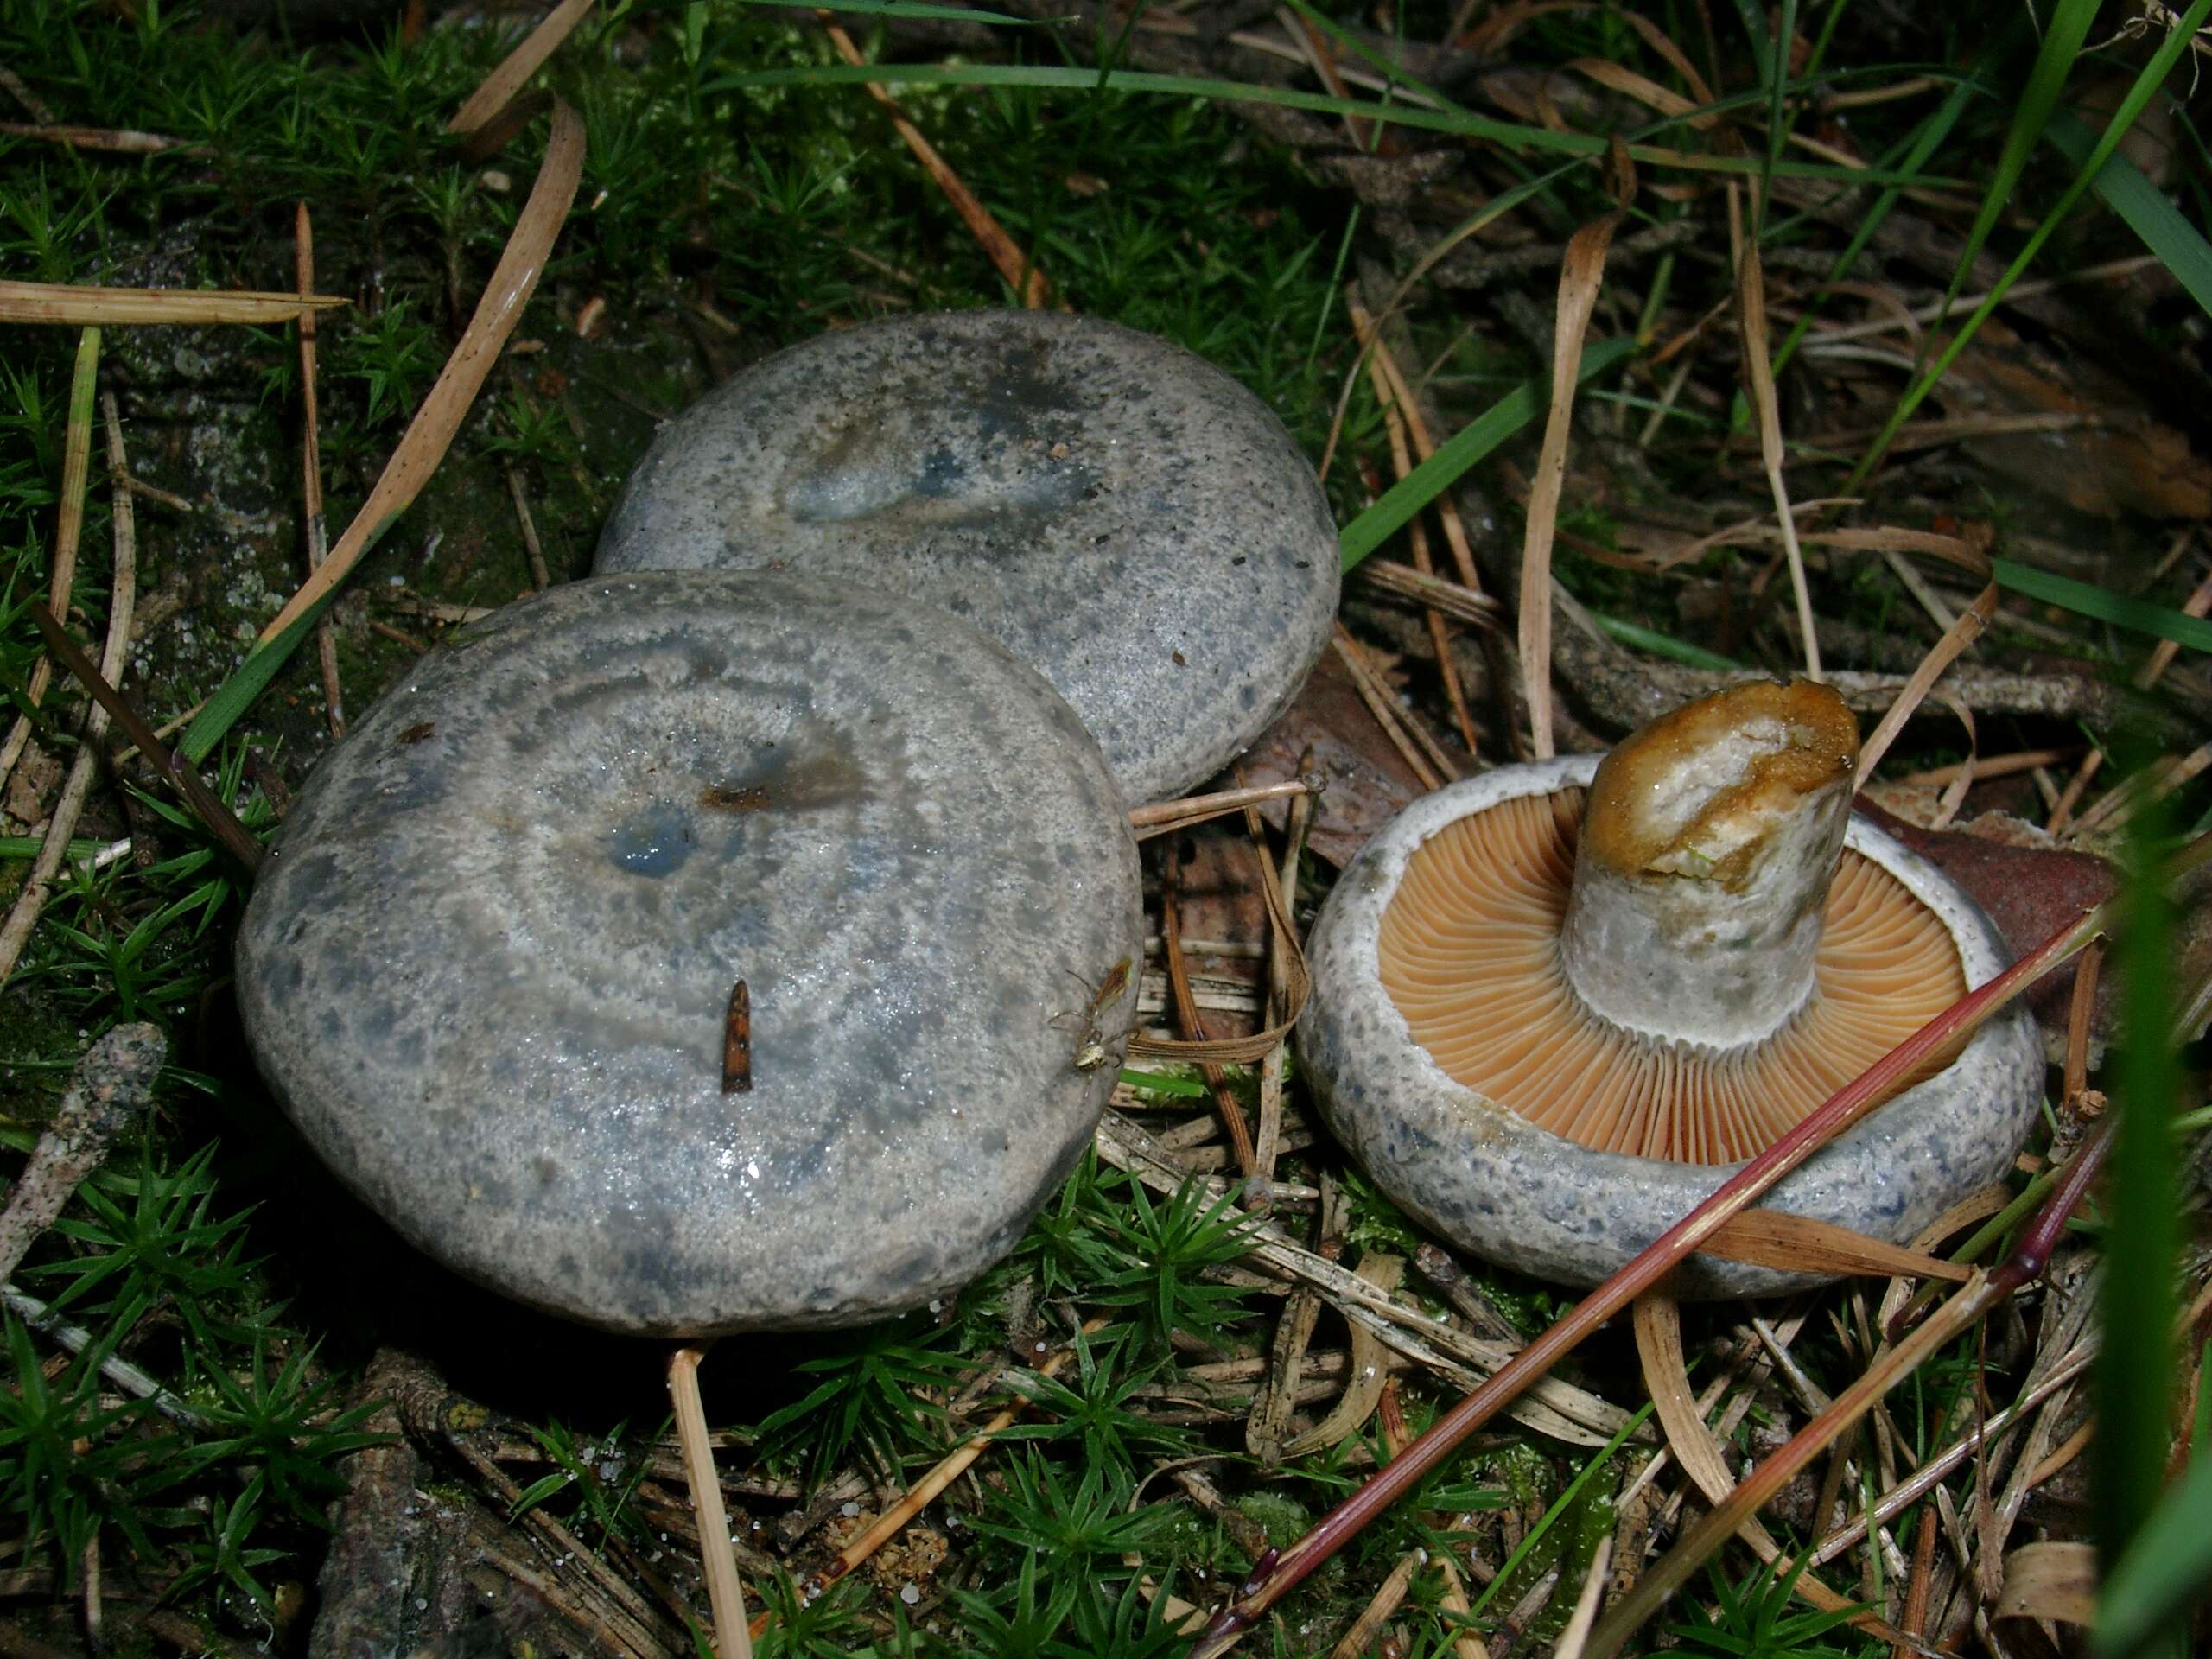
[
  {"xmin": 595, "ymin": 309, "xmax": 1340, "ymax": 805},
  {"xmin": 1300, "ymin": 680, "xmax": 2044, "ymax": 1296},
  {"xmin": 236, "ymin": 572, "xmax": 1142, "ymax": 1336}
]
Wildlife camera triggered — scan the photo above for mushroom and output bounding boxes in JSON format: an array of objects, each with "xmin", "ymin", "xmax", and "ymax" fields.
[
  {"xmin": 1299, "ymin": 680, "xmax": 2044, "ymax": 1296},
  {"xmin": 595, "ymin": 310, "xmax": 1340, "ymax": 806},
  {"xmin": 236, "ymin": 572, "xmax": 1143, "ymax": 1336}
]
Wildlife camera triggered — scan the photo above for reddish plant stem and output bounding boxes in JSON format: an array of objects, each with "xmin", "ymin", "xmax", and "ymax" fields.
[
  {"xmin": 1586, "ymin": 1108, "xmax": 2120, "ymax": 1658},
  {"xmin": 1985, "ymin": 1114, "xmax": 2113, "ymax": 1305},
  {"xmin": 1192, "ymin": 887, "xmax": 2129, "ymax": 1654}
]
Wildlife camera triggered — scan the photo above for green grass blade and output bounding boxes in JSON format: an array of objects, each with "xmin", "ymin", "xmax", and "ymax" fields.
[
  {"xmin": 1992, "ymin": 556, "xmax": 2212, "ymax": 655},
  {"xmin": 179, "ymin": 587, "xmax": 344, "ymax": 765},
  {"xmin": 747, "ymin": 0, "xmax": 1036, "ymax": 21},
  {"xmin": 1278, "ymin": 0, "xmax": 1473, "ymax": 121},
  {"xmin": 2095, "ymin": 1448, "xmax": 2212, "ymax": 1656},
  {"xmin": 1745, "ymin": 0, "xmax": 1797, "ymax": 230},
  {"xmin": 1847, "ymin": 0, "xmax": 2212, "ymax": 492},
  {"xmin": 1770, "ymin": 65, "xmax": 1983, "ymax": 376},
  {"xmin": 2094, "ymin": 775, "xmax": 2180, "ymax": 1630},
  {"xmin": 1468, "ymin": 1401, "xmax": 1655, "ymax": 1618},
  {"xmin": 1338, "ymin": 339, "xmax": 1637, "ymax": 573},
  {"xmin": 1589, "ymin": 613, "xmax": 1744, "ymax": 672},
  {"xmin": 1942, "ymin": 0, "xmax": 2102, "ymax": 328},
  {"xmin": 2045, "ymin": 109, "xmax": 2212, "ymax": 323},
  {"xmin": 715, "ymin": 63, "xmax": 1963, "ymax": 181}
]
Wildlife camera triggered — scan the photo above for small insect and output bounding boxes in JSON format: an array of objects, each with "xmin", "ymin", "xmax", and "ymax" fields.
[
  {"xmin": 1056, "ymin": 955, "xmax": 1133, "ymax": 1072},
  {"xmin": 721, "ymin": 979, "xmax": 753, "ymax": 1094}
]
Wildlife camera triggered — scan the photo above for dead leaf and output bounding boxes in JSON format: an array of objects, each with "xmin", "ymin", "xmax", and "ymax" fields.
[
  {"xmin": 3, "ymin": 741, "xmax": 60, "ymax": 830},
  {"xmin": 1240, "ymin": 647, "xmax": 1467, "ymax": 868},
  {"xmin": 1993, "ymin": 1539, "xmax": 2097, "ymax": 1627},
  {"xmin": 1936, "ymin": 336, "xmax": 2212, "ymax": 520}
]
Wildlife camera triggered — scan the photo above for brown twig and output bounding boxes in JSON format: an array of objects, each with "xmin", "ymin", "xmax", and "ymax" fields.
[
  {"xmin": 25, "ymin": 604, "xmax": 261, "ymax": 877},
  {"xmin": 817, "ymin": 13, "xmax": 1052, "ymax": 308},
  {"xmin": 1127, "ymin": 777, "xmax": 1321, "ymax": 837},
  {"xmin": 0, "ymin": 1025, "xmax": 166, "ymax": 1283}
]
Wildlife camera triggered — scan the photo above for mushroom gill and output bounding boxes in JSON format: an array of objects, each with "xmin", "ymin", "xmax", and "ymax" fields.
[{"xmin": 1375, "ymin": 788, "xmax": 1969, "ymax": 1164}]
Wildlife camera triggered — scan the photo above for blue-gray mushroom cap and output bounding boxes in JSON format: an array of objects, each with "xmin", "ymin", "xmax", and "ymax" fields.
[
  {"xmin": 595, "ymin": 309, "xmax": 1340, "ymax": 805},
  {"xmin": 236, "ymin": 572, "xmax": 1144, "ymax": 1336}
]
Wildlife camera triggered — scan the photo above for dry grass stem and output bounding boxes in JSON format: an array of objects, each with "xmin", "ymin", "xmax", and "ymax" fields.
[
  {"xmin": 1251, "ymin": 759, "xmax": 1314, "ymax": 1187},
  {"xmin": 0, "ymin": 393, "xmax": 138, "ymax": 988},
  {"xmin": 775, "ymin": 1316, "xmax": 1111, "ymax": 1644},
  {"xmin": 448, "ymin": 0, "xmax": 595, "ymax": 137},
  {"xmin": 1736, "ymin": 238, "xmax": 1821, "ymax": 682},
  {"xmin": 1354, "ymin": 559, "xmax": 1501, "ymax": 628},
  {"xmin": 1126, "ymin": 776, "xmax": 1320, "ymax": 836},
  {"xmin": 1896, "ymin": 747, "xmax": 2075, "ymax": 787},
  {"xmin": 1281, "ymin": 1254, "xmax": 1402, "ymax": 1457},
  {"xmin": 0, "ymin": 327, "xmax": 97, "ymax": 792},
  {"xmin": 296, "ymin": 203, "xmax": 345, "ymax": 740},
  {"xmin": 1096, "ymin": 1113, "xmax": 1631, "ymax": 1446},
  {"xmin": 2073, "ymin": 740, "xmax": 2212, "ymax": 839},
  {"xmin": 0, "ymin": 120, "xmax": 188, "ymax": 153},
  {"xmin": 505, "ymin": 464, "xmax": 553, "ymax": 589},
  {"xmin": 1857, "ymin": 583, "xmax": 1998, "ymax": 783},
  {"xmin": 1127, "ymin": 828, "xmax": 1311, "ymax": 1070},
  {"xmin": 1361, "ymin": 311, "xmax": 1485, "ymax": 593},
  {"xmin": 2050, "ymin": 563, "xmax": 2212, "ymax": 831},
  {"xmin": 1592, "ymin": 1275, "xmax": 1996, "ymax": 1657},
  {"xmin": 818, "ymin": 15, "xmax": 1051, "ymax": 308},
  {"xmin": 1550, "ymin": 1536, "xmax": 1615, "ymax": 1659},
  {"xmin": 1331, "ymin": 626, "xmax": 1449, "ymax": 790},
  {"xmin": 1701, "ymin": 1207, "xmax": 1974, "ymax": 1284},
  {"xmin": 1326, "ymin": 1551, "xmax": 1418, "ymax": 1658},
  {"xmin": 1521, "ymin": 147, "xmax": 1631, "ymax": 757},
  {"xmin": 0, "ymin": 280, "xmax": 346, "ymax": 325},
  {"xmin": 1351, "ymin": 293, "xmax": 1484, "ymax": 756},
  {"xmin": 1278, "ymin": 8, "xmax": 1372, "ymax": 150},
  {"xmin": 668, "ymin": 1346, "xmax": 753, "ymax": 1659},
  {"xmin": 1632, "ymin": 1296, "xmax": 1872, "ymax": 1628},
  {"xmin": 256, "ymin": 104, "xmax": 584, "ymax": 649}
]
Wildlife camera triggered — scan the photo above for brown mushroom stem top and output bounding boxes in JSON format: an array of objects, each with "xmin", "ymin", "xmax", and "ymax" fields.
[{"xmin": 1560, "ymin": 680, "xmax": 1859, "ymax": 1052}]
